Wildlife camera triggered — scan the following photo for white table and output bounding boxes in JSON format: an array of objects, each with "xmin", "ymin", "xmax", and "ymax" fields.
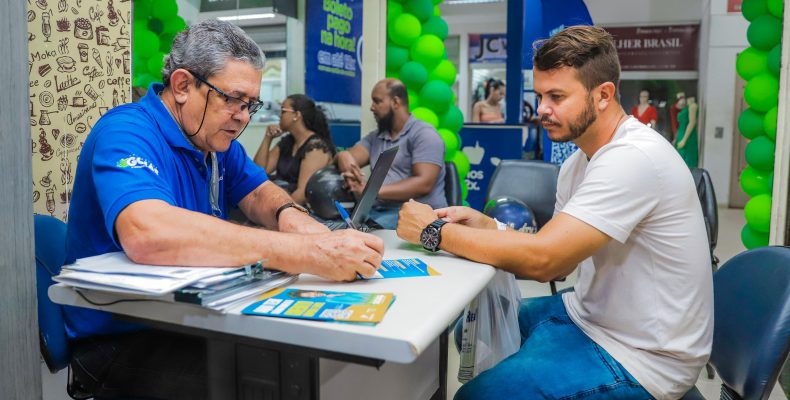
[{"xmin": 50, "ymin": 230, "xmax": 496, "ymax": 399}]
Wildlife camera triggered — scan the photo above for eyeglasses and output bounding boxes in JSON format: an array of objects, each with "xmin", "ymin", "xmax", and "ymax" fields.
[{"xmin": 188, "ymin": 70, "xmax": 264, "ymax": 116}]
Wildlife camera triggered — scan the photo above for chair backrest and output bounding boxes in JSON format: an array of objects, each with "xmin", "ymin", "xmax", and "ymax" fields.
[
  {"xmin": 711, "ymin": 246, "xmax": 790, "ymax": 399},
  {"xmin": 691, "ymin": 168, "xmax": 718, "ymax": 250},
  {"xmin": 34, "ymin": 214, "xmax": 70, "ymax": 372},
  {"xmin": 485, "ymin": 160, "xmax": 560, "ymax": 228},
  {"xmin": 444, "ymin": 161, "xmax": 462, "ymax": 207}
]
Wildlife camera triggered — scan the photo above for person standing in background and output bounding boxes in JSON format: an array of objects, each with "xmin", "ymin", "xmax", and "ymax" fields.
[
  {"xmin": 630, "ymin": 89, "xmax": 657, "ymax": 128},
  {"xmin": 669, "ymin": 92, "xmax": 686, "ymax": 142},
  {"xmin": 675, "ymin": 95, "xmax": 699, "ymax": 168},
  {"xmin": 472, "ymin": 78, "xmax": 506, "ymax": 123}
]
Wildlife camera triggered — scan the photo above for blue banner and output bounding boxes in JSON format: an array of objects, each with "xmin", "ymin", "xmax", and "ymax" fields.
[
  {"xmin": 305, "ymin": 0, "xmax": 363, "ymax": 105},
  {"xmin": 459, "ymin": 126, "xmax": 525, "ymax": 210},
  {"xmin": 522, "ymin": 0, "xmax": 593, "ymax": 69}
]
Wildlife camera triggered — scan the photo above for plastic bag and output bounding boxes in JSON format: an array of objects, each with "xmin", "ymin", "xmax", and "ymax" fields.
[{"xmin": 458, "ymin": 269, "xmax": 522, "ymax": 382}]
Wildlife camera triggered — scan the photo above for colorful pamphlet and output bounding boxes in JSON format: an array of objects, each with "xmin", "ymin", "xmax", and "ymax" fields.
[
  {"xmin": 364, "ymin": 258, "xmax": 440, "ymax": 280},
  {"xmin": 242, "ymin": 288, "xmax": 395, "ymax": 324}
]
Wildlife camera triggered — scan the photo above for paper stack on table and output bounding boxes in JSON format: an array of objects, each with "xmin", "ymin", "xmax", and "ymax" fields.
[{"xmin": 54, "ymin": 252, "xmax": 298, "ymax": 312}]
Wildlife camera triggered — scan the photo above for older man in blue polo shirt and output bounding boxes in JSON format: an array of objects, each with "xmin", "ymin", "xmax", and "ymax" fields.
[
  {"xmin": 64, "ymin": 20, "xmax": 383, "ymax": 399},
  {"xmin": 336, "ymin": 79, "xmax": 446, "ymax": 229}
]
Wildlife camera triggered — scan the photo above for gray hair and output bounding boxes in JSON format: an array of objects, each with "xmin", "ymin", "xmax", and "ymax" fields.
[{"xmin": 161, "ymin": 19, "xmax": 265, "ymax": 86}]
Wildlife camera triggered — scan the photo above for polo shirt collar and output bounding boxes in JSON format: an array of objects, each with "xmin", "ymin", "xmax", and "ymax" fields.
[
  {"xmin": 376, "ymin": 114, "xmax": 418, "ymax": 142},
  {"xmin": 141, "ymin": 83, "xmax": 204, "ymax": 155}
]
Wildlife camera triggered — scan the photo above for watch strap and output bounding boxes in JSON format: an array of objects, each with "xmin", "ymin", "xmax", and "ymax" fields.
[{"xmin": 275, "ymin": 202, "xmax": 308, "ymax": 222}]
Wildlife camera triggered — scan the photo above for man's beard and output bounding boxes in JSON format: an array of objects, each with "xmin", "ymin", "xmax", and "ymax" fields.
[
  {"xmin": 541, "ymin": 95, "xmax": 598, "ymax": 143},
  {"xmin": 376, "ymin": 108, "xmax": 395, "ymax": 133}
]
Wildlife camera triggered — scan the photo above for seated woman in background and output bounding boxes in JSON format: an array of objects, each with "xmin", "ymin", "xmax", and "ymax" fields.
[
  {"xmin": 472, "ymin": 79, "xmax": 506, "ymax": 123},
  {"xmin": 253, "ymin": 94, "xmax": 336, "ymax": 205}
]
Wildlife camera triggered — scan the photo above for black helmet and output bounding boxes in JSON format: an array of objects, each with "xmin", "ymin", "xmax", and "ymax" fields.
[{"xmin": 305, "ymin": 166, "xmax": 354, "ymax": 219}]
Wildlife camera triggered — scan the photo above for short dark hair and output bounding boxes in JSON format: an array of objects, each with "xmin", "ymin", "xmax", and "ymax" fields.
[
  {"xmin": 380, "ymin": 79, "xmax": 409, "ymax": 107},
  {"xmin": 533, "ymin": 25, "xmax": 620, "ymax": 96}
]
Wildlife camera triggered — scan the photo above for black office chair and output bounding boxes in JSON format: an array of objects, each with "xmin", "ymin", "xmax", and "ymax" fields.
[
  {"xmin": 691, "ymin": 168, "xmax": 719, "ymax": 271},
  {"xmin": 486, "ymin": 160, "xmax": 562, "ymax": 293},
  {"xmin": 681, "ymin": 246, "xmax": 790, "ymax": 400},
  {"xmin": 34, "ymin": 214, "xmax": 92, "ymax": 399},
  {"xmin": 445, "ymin": 161, "xmax": 463, "ymax": 207}
]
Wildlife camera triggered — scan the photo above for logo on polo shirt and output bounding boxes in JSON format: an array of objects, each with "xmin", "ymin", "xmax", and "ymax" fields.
[{"xmin": 117, "ymin": 155, "xmax": 160, "ymax": 175}]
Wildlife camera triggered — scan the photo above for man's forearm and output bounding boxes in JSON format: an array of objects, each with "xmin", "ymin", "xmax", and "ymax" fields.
[
  {"xmin": 118, "ymin": 201, "xmax": 317, "ymax": 274},
  {"xmin": 378, "ymin": 177, "xmax": 433, "ymax": 202}
]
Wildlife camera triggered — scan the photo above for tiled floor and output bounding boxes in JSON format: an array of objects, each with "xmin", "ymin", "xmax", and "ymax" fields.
[{"xmin": 42, "ymin": 208, "xmax": 787, "ymax": 399}]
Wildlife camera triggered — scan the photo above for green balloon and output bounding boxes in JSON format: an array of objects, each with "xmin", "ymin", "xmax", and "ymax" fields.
[
  {"xmin": 738, "ymin": 108, "xmax": 767, "ymax": 139},
  {"xmin": 741, "ymin": 165, "xmax": 775, "ymax": 196},
  {"xmin": 419, "ymin": 80, "xmax": 453, "ymax": 114},
  {"xmin": 767, "ymin": 0, "xmax": 784, "ymax": 18},
  {"xmin": 163, "ymin": 16, "xmax": 187, "ymax": 34},
  {"xmin": 744, "ymin": 193, "xmax": 772, "ymax": 233},
  {"xmin": 386, "ymin": 69, "xmax": 398, "ymax": 79},
  {"xmin": 767, "ymin": 44, "xmax": 781, "ymax": 77},
  {"xmin": 407, "ymin": 89, "xmax": 420, "ymax": 111},
  {"xmin": 159, "ymin": 32, "xmax": 176, "ymax": 53},
  {"xmin": 388, "ymin": 13, "xmax": 422, "ymax": 47},
  {"xmin": 134, "ymin": 29, "xmax": 160, "ymax": 58},
  {"xmin": 134, "ymin": 73, "xmax": 157, "ymax": 88},
  {"xmin": 440, "ymin": 105, "xmax": 464, "ymax": 133},
  {"xmin": 147, "ymin": 52, "xmax": 166, "ymax": 77},
  {"xmin": 134, "ymin": 0, "xmax": 152, "ymax": 21},
  {"xmin": 412, "ymin": 107, "xmax": 440, "ymax": 128},
  {"xmin": 743, "ymin": 0, "xmax": 769, "ymax": 21},
  {"xmin": 148, "ymin": 18, "xmax": 164, "ymax": 34},
  {"xmin": 438, "ymin": 128, "xmax": 460, "ymax": 161},
  {"xmin": 410, "ymin": 34, "xmax": 445, "ymax": 69},
  {"xmin": 741, "ymin": 166, "xmax": 773, "ymax": 196},
  {"xmin": 736, "ymin": 47, "xmax": 768, "ymax": 80},
  {"xmin": 388, "ymin": 1, "xmax": 403, "ymax": 21},
  {"xmin": 744, "ymin": 73, "xmax": 779, "ymax": 112},
  {"xmin": 453, "ymin": 151, "xmax": 470, "ymax": 179},
  {"xmin": 404, "ymin": 0, "xmax": 434, "ymax": 22},
  {"xmin": 421, "ymin": 16, "xmax": 448, "ymax": 40},
  {"xmin": 747, "ymin": 14, "xmax": 782, "ymax": 51},
  {"xmin": 133, "ymin": 55, "xmax": 149, "ymax": 75},
  {"xmin": 434, "ymin": 5, "xmax": 441, "ymax": 17},
  {"xmin": 152, "ymin": 0, "xmax": 178, "ymax": 20},
  {"xmin": 461, "ymin": 179, "xmax": 468, "ymax": 199},
  {"xmin": 742, "ymin": 224, "xmax": 769, "ymax": 248},
  {"xmin": 399, "ymin": 61, "xmax": 429, "ymax": 91},
  {"xmin": 429, "ymin": 59, "xmax": 457, "ymax": 86},
  {"xmin": 764, "ymin": 106, "xmax": 778, "ymax": 140},
  {"xmin": 432, "ymin": 0, "xmax": 443, "ymax": 5},
  {"xmin": 386, "ymin": 44, "xmax": 410, "ymax": 72},
  {"xmin": 745, "ymin": 135, "xmax": 776, "ymax": 171}
]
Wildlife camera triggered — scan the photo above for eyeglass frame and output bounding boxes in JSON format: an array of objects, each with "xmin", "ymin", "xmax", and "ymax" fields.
[{"xmin": 187, "ymin": 70, "xmax": 264, "ymax": 116}]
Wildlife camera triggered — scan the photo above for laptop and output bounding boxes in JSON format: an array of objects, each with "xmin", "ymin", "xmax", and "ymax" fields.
[{"xmin": 325, "ymin": 145, "xmax": 399, "ymax": 231}]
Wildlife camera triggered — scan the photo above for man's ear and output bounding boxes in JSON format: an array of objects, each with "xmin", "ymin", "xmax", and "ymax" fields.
[
  {"xmin": 168, "ymin": 69, "xmax": 194, "ymax": 104},
  {"xmin": 596, "ymin": 81, "xmax": 617, "ymax": 111}
]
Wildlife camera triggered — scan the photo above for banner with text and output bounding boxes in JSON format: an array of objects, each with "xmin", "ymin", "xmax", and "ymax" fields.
[
  {"xmin": 305, "ymin": 0, "xmax": 362, "ymax": 105},
  {"xmin": 459, "ymin": 126, "xmax": 525, "ymax": 210},
  {"xmin": 469, "ymin": 34, "xmax": 507, "ymax": 64},
  {"xmin": 605, "ymin": 24, "xmax": 700, "ymax": 71}
]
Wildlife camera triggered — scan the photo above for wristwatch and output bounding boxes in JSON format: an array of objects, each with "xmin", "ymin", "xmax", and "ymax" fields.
[
  {"xmin": 275, "ymin": 202, "xmax": 309, "ymax": 222},
  {"xmin": 420, "ymin": 219, "xmax": 448, "ymax": 252}
]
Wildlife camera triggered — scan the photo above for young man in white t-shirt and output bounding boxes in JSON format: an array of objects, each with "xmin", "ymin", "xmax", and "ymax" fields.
[{"xmin": 396, "ymin": 25, "xmax": 712, "ymax": 400}]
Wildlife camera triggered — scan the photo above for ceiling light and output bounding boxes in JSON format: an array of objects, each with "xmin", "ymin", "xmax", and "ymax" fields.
[{"xmin": 217, "ymin": 13, "xmax": 276, "ymax": 21}]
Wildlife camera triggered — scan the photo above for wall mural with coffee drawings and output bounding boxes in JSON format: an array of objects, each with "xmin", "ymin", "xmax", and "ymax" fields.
[{"xmin": 27, "ymin": 0, "xmax": 131, "ymax": 221}]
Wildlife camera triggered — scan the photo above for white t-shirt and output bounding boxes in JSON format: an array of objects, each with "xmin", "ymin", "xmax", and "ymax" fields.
[{"xmin": 557, "ymin": 117, "xmax": 713, "ymax": 400}]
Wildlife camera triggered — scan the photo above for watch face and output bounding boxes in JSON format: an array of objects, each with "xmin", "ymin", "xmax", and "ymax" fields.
[{"xmin": 421, "ymin": 227, "xmax": 440, "ymax": 250}]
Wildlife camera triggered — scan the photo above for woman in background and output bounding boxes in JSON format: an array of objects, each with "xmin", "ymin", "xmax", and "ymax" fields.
[
  {"xmin": 674, "ymin": 95, "xmax": 699, "ymax": 168},
  {"xmin": 254, "ymin": 94, "xmax": 336, "ymax": 205},
  {"xmin": 472, "ymin": 79, "xmax": 506, "ymax": 123}
]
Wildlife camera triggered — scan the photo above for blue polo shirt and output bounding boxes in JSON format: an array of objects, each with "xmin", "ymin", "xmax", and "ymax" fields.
[{"xmin": 64, "ymin": 83, "xmax": 268, "ymax": 339}]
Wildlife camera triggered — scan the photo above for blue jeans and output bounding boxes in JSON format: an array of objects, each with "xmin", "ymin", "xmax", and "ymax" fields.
[{"xmin": 455, "ymin": 295, "xmax": 654, "ymax": 400}]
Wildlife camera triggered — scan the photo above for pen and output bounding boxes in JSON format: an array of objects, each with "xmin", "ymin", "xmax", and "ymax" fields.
[{"xmin": 335, "ymin": 200, "xmax": 357, "ymax": 230}]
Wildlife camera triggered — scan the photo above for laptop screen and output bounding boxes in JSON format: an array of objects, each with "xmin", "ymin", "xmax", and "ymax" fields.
[{"xmin": 350, "ymin": 146, "xmax": 399, "ymax": 225}]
